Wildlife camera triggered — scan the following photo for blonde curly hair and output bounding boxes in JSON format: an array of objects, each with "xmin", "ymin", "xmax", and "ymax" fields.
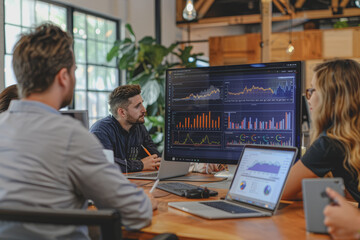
[{"xmin": 311, "ymin": 59, "xmax": 360, "ymax": 190}]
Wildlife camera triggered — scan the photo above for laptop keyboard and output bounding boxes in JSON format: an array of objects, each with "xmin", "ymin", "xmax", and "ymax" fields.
[
  {"xmin": 157, "ymin": 182, "xmax": 218, "ymax": 197},
  {"xmin": 200, "ymin": 201, "xmax": 257, "ymax": 214}
]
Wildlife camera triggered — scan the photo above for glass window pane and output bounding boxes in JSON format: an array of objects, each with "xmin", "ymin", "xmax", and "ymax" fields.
[
  {"xmin": 97, "ymin": 41, "xmax": 107, "ymax": 65},
  {"xmin": 5, "ymin": 55, "xmax": 17, "ymax": 87},
  {"xmin": 89, "ymin": 119, "xmax": 98, "ymax": 128},
  {"xmin": 96, "ymin": 18, "xmax": 106, "ymax": 41},
  {"xmin": 75, "ymin": 91, "xmax": 86, "ymax": 110},
  {"xmin": 88, "ymin": 66, "xmax": 107, "ymax": 90},
  {"xmin": 87, "ymin": 40, "xmax": 96, "ymax": 63},
  {"xmin": 75, "ymin": 64, "xmax": 86, "ymax": 90},
  {"xmin": 22, "ymin": 0, "xmax": 36, "ymax": 27},
  {"xmin": 106, "ymin": 20, "xmax": 116, "ymax": 43},
  {"xmin": 74, "ymin": 38, "xmax": 86, "ymax": 63},
  {"xmin": 98, "ymin": 92, "xmax": 109, "ymax": 117},
  {"xmin": 35, "ymin": 1, "xmax": 50, "ymax": 24},
  {"xmin": 5, "ymin": 24, "xmax": 22, "ymax": 54},
  {"xmin": 87, "ymin": 15, "xmax": 97, "ymax": 40},
  {"xmin": 88, "ymin": 91, "xmax": 98, "ymax": 119},
  {"xmin": 73, "ymin": 12, "xmax": 86, "ymax": 39},
  {"xmin": 5, "ymin": 0, "xmax": 21, "ymax": 25},
  {"xmin": 107, "ymin": 68, "xmax": 118, "ymax": 89},
  {"xmin": 49, "ymin": 5, "xmax": 67, "ymax": 30},
  {"xmin": 87, "ymin": 65, "xmax": 97, "ymax": 90}
]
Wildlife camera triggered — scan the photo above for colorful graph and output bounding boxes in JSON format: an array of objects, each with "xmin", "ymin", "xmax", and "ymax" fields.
[
  {"xmin": 240, "ymin": 181, "xmax": 247, "ymax": 190},
  {"xmin": 226, "ymin": 111, "xmax": 292, "ymax": 130},
  {"xmin": 174, "ymin": 111, "xmax": 221, "ymax": 130},
  {"xmin": 172, "ymin": 132, "xmax": 221, "ymax": 147},
  {"xmin": 224, "ymin": 78, "xmax": 294, "ymax": 103},
  {"xmin": 264, "ymin": 185, "xmax": 272, "ymax": 195},
  {"xmin": 225, "ymin": 133, "xmax": 292, "ymax": 146},
  {"xmin": 173, "ymin": 85, "xmax": 221, "ymax": 101},
  {"xmin": 248, "ymin": 162, "xmax": 280, "ymax": 174}
]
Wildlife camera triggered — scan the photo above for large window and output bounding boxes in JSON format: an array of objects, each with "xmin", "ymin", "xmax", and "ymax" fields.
[
  {"xmin": 3, "ymin": 0, "xmax": 120, "ymax": 126},
  {"xmin": 73, "ymin": 11, "xmax": 118, "ymax": 126},
  {"xmin": 4, "ymin": 0, "xmax": 67, "ymax": 87}
]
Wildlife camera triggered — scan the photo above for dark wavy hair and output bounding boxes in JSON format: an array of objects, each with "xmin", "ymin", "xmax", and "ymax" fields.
[
  {"xmin": 109, "ymin": 84, "xmax": 141, "ymax": 117},
  {"xmin": 12, "ymin": 23, "xmax": 74, "ymax": 98}
]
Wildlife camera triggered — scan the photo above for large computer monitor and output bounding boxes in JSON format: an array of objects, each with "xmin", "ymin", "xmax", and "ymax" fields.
[
  {"xmin": 164, "ymin": 61, "xmax": 303, "ymax": 165},
  {"xmin": 60, "ymin": 110, "xmax": 89, "ymax": 129}
]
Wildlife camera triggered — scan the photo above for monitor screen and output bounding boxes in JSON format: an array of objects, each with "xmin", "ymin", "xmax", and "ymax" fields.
[
  {"xmin": 60, "ymin": 110, "xmax": 89, "ymax": 129},
  {"xmin": 164, "ymin": 61, "xmax": 302, "ymax": 165}
]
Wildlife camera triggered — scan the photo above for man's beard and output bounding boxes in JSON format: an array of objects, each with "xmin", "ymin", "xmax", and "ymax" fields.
[{"xmin": 126, "ymin": 114, "xmax": 145, "ymax": 125}]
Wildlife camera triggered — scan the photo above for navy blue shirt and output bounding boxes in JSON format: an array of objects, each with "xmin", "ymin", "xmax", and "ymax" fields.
[{"xmin": 90, "ymin": 115, "xmax": 160, "ymax": 173}]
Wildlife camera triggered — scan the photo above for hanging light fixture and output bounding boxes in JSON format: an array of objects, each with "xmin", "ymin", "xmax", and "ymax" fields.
[
  {"xmin": 183, "ymin": 0, "xmax": 197, "ymax": 21},
  {"xmin": 286, "ymin": 17, "xmax": 295, "ymax": 55}
]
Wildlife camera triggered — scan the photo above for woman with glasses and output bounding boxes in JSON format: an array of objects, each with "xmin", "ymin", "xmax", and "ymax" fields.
[{"xmin": 283, "ymin": 59, "xmax": 360, "ymax": 206}]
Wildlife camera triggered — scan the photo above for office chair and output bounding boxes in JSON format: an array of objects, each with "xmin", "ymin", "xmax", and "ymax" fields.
[
  {"xmin": 0, "ymin": 206, "xmax": 178, "ymax": 240},
  {"xmin": 0, "ymin": 206, "xmax": 122, "ymax": 240}
]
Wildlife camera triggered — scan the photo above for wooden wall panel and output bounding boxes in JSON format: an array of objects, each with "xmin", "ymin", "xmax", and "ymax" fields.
[
  {"xmin": 209, "ymin": 37, "xmax": 224, "ymax": 66},
  {"xmin": 353, "ymin": 28, "xmax": 360, "ymax": 58},
  {"xmin": 302, "ymin": 30, "xmax": 322, "ymax": 59}
]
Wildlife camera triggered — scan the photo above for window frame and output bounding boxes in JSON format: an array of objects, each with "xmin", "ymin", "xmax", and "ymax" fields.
[{"xmin": 2, "ymin": 0, "xmax": 121, "ymax": 123}]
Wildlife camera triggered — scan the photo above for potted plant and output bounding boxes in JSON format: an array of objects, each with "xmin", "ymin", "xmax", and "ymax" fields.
[{"xmin": 107, "ymin": 24, "xmax": 206, "ymax": 152}]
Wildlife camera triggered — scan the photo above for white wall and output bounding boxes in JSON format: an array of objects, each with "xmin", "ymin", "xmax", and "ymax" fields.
[{"xmin": 54, "ymin": 0, "xmax": 127, "ymax": 20}]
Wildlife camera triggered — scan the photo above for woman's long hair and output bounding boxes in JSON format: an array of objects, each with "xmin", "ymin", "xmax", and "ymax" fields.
[
  {"xmin": 311, "ymin": 59, "xmax": 360, "ymax": 190},
  {"xmin": 0, "ymin": 84, "xmax": 18, "ymax": 113}
]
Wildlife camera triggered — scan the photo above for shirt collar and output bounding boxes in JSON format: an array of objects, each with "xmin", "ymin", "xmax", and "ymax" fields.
[{"xmin": 8, "ymin": 100, "xmax": 60, "ymax": 115}]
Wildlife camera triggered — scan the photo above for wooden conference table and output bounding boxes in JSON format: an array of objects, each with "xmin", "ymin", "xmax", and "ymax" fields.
[{"xmin": 122, "ymin": 174, "xmax": 330, "ymax": 240}]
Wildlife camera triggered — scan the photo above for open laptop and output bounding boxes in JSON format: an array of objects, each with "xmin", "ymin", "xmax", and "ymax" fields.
[
  {"xmin": 126, "ymin": 154, "xmax": 190, "ymax": 180},
  {"xmin": 169, "ymin": 144, "xmax": 297, "ymax": 219}
]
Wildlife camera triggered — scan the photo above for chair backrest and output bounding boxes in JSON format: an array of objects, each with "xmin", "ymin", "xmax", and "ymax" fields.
[{"xmin": 0, "ymin": 206, "xmax": 122, "ymax": 240}]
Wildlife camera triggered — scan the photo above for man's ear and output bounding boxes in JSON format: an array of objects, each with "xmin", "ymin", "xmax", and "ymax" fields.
[
  {"xmin": 56, "ymin": 68, "xmax": 70, "ymax": 88},
  {"xmin": 117, "ymin": 107, "xmax": 126, "ymax": 118}
]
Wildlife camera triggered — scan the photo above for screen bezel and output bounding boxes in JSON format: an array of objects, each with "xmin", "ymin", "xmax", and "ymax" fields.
[{"xmin": 164, "ymin": 61, "xmax": 303, "ymax": 164}]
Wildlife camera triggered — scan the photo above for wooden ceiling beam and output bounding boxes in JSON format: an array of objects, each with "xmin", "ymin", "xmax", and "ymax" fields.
[
  {"xmin": 340, "ymin": 0, "xmax": 350, "ymax": 8},
  {"xmin": 272, "ymin": 0, "xmax": 295, "ymax": 16},
  {"xmin": 196, "ymin": 0, "xmax": 215, "ymax": 19},
  {"xmin": 331, "ymin": 0, "xmax": 339, "ymax": 13},
  {"xmin": 177, "ymin": 8, "xmax": 360, "ymax": 27},
  {"xmin": 273, "ymin": 0, "xmax": 287, "ymax": 15},
  {"xmin": 295, "ymin": 0, "xmax": 306, "ymax": 9}
]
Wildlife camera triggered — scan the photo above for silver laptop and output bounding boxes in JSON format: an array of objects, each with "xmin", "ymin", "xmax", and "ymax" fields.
[
  {"xmin": 126, "ymin": 154, "xmax": 190, "ymax": 180},
  {"xmin": 169, "ymin": 144, "xmax": 297, "ymax": 219}
]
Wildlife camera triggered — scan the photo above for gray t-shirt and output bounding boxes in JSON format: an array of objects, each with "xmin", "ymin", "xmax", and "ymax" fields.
[{"xmin": 0, "ymin": 100, "xmax": 152, "ymax": 239}]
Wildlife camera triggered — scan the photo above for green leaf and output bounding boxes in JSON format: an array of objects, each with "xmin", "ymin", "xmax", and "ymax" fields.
[
  {"xmin": 151, "ymin": 132, "xmax": 163, "ymax": 144},
  {"xmin": 125, "ymin": 23, "xmax": 136, "ymax": 41},
  {"xmin": 147, "ymin": 115, "xmax": 164, "ymax": 126},
  {"xmin": 118, "ymin": 48, "xmax": 135, "ymax": 69},
  {"xmin": 146, "ymin": 101, "xmax": 159, "ymax": 116},
  {"xmin": 142, "ymin": 80, "xmax": 160, "ymax": 106},
  {"xmin": 139, "ymin": 36, "xmax": 156, "ymax": 45},
  {"xmin": 106, "ymin": 44, "xmax": 119, "ymax": 62}
]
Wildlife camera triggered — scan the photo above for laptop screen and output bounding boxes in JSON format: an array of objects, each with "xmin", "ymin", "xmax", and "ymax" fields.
[{"xmin": 227, "ymin": 146, "xmax": 295, "ymax": 210}]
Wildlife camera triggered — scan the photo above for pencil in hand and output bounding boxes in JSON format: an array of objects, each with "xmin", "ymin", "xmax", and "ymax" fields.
[{"xmin": 141, "ymin": 145, "xmax": 159, "ymax": 170}]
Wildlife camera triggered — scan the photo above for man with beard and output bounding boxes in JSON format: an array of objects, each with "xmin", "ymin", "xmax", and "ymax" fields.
[
  {"xmin": 90, "ymin": 84, "xmax": 161, "ymax": 173},
  {"xmin": 0, "ymin": 24, "xmax": 154, "ymax": 239}
]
